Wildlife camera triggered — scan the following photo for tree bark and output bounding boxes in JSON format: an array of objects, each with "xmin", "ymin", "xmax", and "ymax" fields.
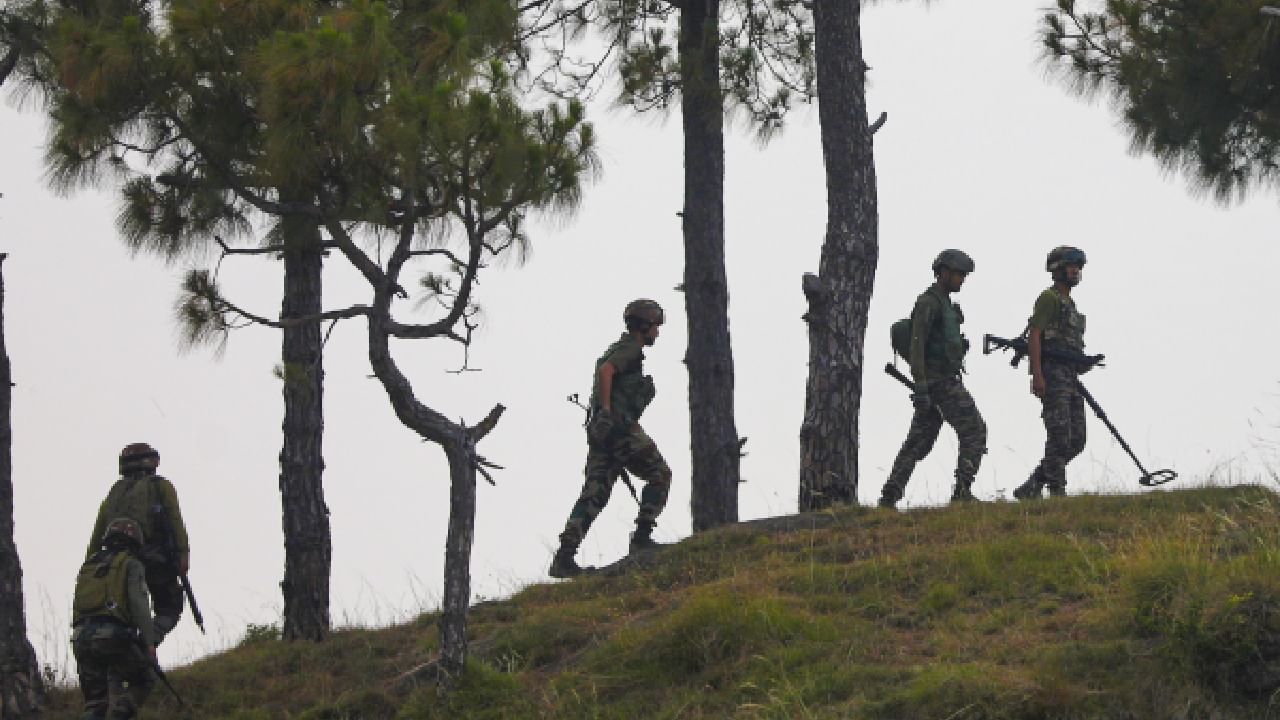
[
  {"xmin": 437, "ymin": 439, "xmax": 474, "ymax": 678},
  {"xmin": 798, "ymin": 0, "xmax": 879, "ymax": 511},
  {"xmin": 0, "ymin": 255, "xmax": 44, "ymax": 717},
  {"xmin": 278, "ymin": 221, "xmax": 332, "ymax": 641},
  {"xmin": 364, "ymin": 266, "xmax": 504, "ymax": 683},
  {"xmin": 680, "ymin": 0, "xmax": 740, "ymax": 532}
]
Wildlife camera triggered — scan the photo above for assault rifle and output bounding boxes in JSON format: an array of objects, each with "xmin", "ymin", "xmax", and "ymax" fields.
[
  {"xmin": 982, "ymin": 334, "xmax": 1105, "ymax": 371},
  {"xmin": 151, "ymin": 653, "xmax": 186, "ymax": 708},
  {"xmin": 883, "ymin": 363, "xmax": 915, "ymax": 392},
  {"xmin": 132, "ymin": 636, "xmax": 185, "ymax": 708},
  {"xmin": 150, "ymin": 500, "xmax": 205, "ymax": 634},
  {"xmin": 567, "ymin": 394, "xmax": 639, "ymax": 504}
]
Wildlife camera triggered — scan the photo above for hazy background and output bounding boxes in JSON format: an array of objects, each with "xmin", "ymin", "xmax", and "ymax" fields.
[{"xmin": 3, "ymin": 0, "xmax": 1278, "ymax": 674}]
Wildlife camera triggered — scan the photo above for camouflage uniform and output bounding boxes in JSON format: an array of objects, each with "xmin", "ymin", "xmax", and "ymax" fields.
[
  {"xmin": 1021, "ymin": 288, "xmax": 1088, "ymax": 497},
  {"xmin": 72, "ymin": 529, "xmax": 157, "ymax": 720},
  {"xmin": 557, "ymin": 333, "xmax": 672, "ymax": 552},
  {"xmin": 86, "ymin": 470, "xmax": 189, "ymax": 641},
  {"xmin": 880, "ymin": 284, "xmax": 987, "ymax": 506}
]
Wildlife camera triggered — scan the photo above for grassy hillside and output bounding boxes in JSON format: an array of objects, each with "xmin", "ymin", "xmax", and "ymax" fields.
[{"xmin": 44, "ymin": 485, "xmax": 1280, "ymax": 719}]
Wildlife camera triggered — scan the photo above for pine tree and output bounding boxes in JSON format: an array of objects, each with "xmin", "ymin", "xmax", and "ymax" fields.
[
  {"xmin": 1043, "ymin": 0, "xmax": 1280, "ymax": 202},
  {"xmin": 521, "ymin": 0, "xmax": 815, "ymax": 530},
  {"xmin": 798, "ymin": 0, "xmax": 880, "ymax": 510},
  {"xmin": 157, "ymin": 7, "xmax": 595, "ymax": 678},
  {"xmin": 0, "ymin": 254, "xmax": 44, "ymax": 718}
]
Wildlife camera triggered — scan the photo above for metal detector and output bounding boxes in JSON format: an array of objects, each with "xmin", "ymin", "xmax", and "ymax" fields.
[{"xmin": 1073, "ymin": 379, "xmax": 1177, "ymax": 487}]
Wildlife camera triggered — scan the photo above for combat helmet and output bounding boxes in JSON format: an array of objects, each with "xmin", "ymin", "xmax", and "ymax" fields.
[
  {"xmin": 119, "ymin": 442, "xmax": 160, "ymax": 475},
  {"xmin": 931, "ymin": 249, "xmax": 975, "ymax": 275},
  {"xmin": 103, "ymin": 517, "xmax": 145, "ymax": 548},
  {"xmin": 1046, "ymin": 246, "xmax": 1086, "ymax": 272},
  {"xmin": 623, "ymin": 299, "xmax": 665, "ymax": 327}
]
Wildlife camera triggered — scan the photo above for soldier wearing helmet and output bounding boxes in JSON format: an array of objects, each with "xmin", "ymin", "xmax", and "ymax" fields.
[
  {"xmin": 878, "ymin": 250, "xmax": 988, "ymax": 509},
  {"xmin": 550, "ymin": 298, "xmax": 675, "ymax": 578},
  {"xmin": 1014, "ymin": 247, "xmax": 1088, "ymax": 500},
  {"xmin": 72, "ymin": 517, "xmax": 158, "ymax": 719},
  {"xmin": 84, "ymin": 442, "xmax": 190, "ymax": 643}
]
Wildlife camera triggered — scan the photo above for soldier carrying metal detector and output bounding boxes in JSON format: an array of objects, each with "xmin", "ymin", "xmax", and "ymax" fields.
[
  {"xmin": 983, "ymin": 334, "xmax": 1176, "ymax": 487},
  {"xmin": 984, "ymin": 246, "xmax": 1176, "ymax": 493}
]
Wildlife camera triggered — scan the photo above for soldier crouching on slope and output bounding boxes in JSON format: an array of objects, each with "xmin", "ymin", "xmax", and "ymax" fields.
[
  {"xmin": 72, "ymin": 517, "xmax": 158, "ymax": 720},
  {"xmin": 878, "ymin": 250, "xmax": 988, "ymax": 509},
  {"xmin": 85, "ymin": 443, "xmax": 190, "ymax": 643},
  {"xmin": 550, "ymin": 299, "xmax": 674, "ymax": 579},
  {"xmin": 1014, "ymin": 246, "xmax": 1089, "ymax": 500}
]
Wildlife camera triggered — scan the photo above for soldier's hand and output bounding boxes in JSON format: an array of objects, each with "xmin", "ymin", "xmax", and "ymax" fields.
[
  {"xmin": 587, "ymin": 410, "xmax": 615, "ymax": 444},
  {"xmin": 910, "ymin": 392, "xmax": 933, "ymax": 412},
  {"xmin": 147, "ymin": 645, "xmax": 158, "ymax": 663},
  {"xmin": 178, "ymin": 555, "xmax": 189, "ymax": 575},
  {"xmin": 1031, "ymin": 374, "xmax": 1046, "ymax": 398}
]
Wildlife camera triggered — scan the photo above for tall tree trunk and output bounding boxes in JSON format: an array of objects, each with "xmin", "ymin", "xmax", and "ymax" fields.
[
  {"xmin": 798, "ymin": 0, "xmax": 879, "ymax": 511},
  {"xmin": 279, "ymin": 222, "xmax": 331, "ymax": 641},
  {"xmin": 438, "ymin": 439, "xmax": 475, "ymax": 678},
  {"xmin": 0, "ymin": 255, "xmax": 44, "ymax": 717},
  {"xmin": 680, "ymin": 0, "xmax": 740, "ymax": 532}
]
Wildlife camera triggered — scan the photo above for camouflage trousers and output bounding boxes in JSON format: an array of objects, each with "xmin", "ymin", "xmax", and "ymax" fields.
[
  {"xmin": 558, "ymin": 423, "xmax": 672, "ymax": 550},
  {"xmin": 881, "ymin": 375, "xmax": 987, "ymax": 503},
  {"xmin": 1032, "ymin": 363, "xmax": 1087, "ymax": 493},
  {"xmin": 72, "ymin": 620, "xmax": 154, "ymax": 720}
]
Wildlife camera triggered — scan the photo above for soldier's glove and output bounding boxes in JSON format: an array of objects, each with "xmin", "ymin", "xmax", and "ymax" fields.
[
  {"xmin": 587, "ymin": 410, "xmax": 616, "ymax": 444},
  {"xmin": 910, "ymin": 392, "xmax": 933, "ymax": 412}
]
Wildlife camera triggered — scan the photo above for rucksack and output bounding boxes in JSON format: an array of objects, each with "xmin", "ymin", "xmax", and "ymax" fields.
[{"xmin": 890, "ymin": 318, "xmax": 912, "ymax": 360}]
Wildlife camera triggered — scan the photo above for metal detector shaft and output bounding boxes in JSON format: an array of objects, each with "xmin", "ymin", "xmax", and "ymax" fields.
[{"xmin": 1074, "ymin": 378, "xmax": 1176, "ymax": 486}]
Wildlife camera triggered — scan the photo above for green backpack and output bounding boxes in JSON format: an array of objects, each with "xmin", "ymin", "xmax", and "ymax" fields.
[{"xmin": 890, "ymin": 318, "xmax": 912, "ymax": 360}]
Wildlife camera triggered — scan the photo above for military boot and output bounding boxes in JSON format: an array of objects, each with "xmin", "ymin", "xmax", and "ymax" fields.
[
  {"xmin": 877, "ymin": 486, "xmax": 902, "ymax": 509},
  {"xmin": 951, "ymin": 476, "xmax": 980, "ymax": 503},
  {"xmin": 1046, "ymin": 483, "xmax": 1067, "ymax": 498},
  {"xmin": 548, "ymin": 546, "xmax": 586, "ymax": 579},
  {"xmin": 629, "ymin": 523, "xmax": 665, "ymax": 553},
  {"xmin": 1013, "ymin": 468, "xmax": 1045, "ymax": 501}
]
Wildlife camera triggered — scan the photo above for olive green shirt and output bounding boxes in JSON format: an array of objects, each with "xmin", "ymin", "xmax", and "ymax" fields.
[
  {"xmin": 1028, "ymin": 288, "xmax": 1064, "ymax": 331},
  {"xmin": 1028, "ymin": 287, "xmax": 1085, "ymax": 349},
  {"xmin": 86, "ymin": 473, "xmax": 189, "ymax": 563},
  {"xmin": 590, "ymin": 333, "xmax": 645, "ymax": 409}
]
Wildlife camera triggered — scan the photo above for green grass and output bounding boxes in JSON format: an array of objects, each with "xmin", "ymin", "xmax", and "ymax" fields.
[{"xmin": 42, "ymin": 485, "xmax": 1280, "ymax": 719}]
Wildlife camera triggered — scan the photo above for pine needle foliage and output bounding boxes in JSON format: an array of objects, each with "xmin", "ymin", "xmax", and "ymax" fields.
[
  {"xmin": 1042, "ymin": 0, "xmax": 1280, "ymax": 203},
  {"xmin": 37, "ymin": 485, "xmax": 1280, "ymax": 719},
  {"xmin": 18, "ymin": 0, "xmax": 594, "ymax": 345},
  {"xmin": 520, "ymin": 0, "xmax": 816, "ymax": 140}
]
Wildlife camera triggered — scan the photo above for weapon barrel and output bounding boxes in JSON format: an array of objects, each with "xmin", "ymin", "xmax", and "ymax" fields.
[{"xmin": 883, "ymin": 363, "xmax": 915, "ymax": 391}]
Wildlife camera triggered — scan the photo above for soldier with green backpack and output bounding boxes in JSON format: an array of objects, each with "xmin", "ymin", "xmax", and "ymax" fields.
[
  {"xmin": 550, "ymin": 299, "xmax": 674, "ymax": 579},
  {"xmin": 85, "ymin": 443, "xmax": 191, "ymax": 643},
  {"xmin": 879, "ymin": 250, "xmax": 987, "ymax": 509},
  {"xmin": 71, "ymin": 517, "xmax": 157, "ymax": 719}
]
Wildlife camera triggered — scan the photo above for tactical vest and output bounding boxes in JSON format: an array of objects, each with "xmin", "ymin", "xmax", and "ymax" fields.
[
  {"xmin": 1040, "ymin": 289, "xmax": 1086, "ymax": 352},
  {"xmin": 72, "ymin": 550, "xmax": 134, "ymax": 626},
  {"xmin": 923, "ymin": 287, "xmax": 968, "ymax": 375},
  {"xmin": 594, "ymin": 338, "xmax": 656, "ymax": 424}
]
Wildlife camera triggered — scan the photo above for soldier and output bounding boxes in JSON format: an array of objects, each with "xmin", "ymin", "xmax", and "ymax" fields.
[
  {"xmin": 878, "ymin": 250, "xmax": 987, "ymax": 509},
  {"xmin": 71, "ymin": 517, "xmax": 158, "ymax": 720},
  {"xmin": 85, "ymin": 443, "xmax": 189, "ymax": 643},
  {"xmin": 549, "ymin": 299, "xmax": 674, "ymax": 579},
  {"xmin": 1014, "ymin": 246, "xmax": 1088, "ymax": 500}
]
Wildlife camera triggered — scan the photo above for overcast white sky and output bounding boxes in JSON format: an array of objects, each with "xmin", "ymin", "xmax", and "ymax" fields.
[{"xmin": 3, "ymin": 0, "xmax": 1279, "ymax": 672}]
